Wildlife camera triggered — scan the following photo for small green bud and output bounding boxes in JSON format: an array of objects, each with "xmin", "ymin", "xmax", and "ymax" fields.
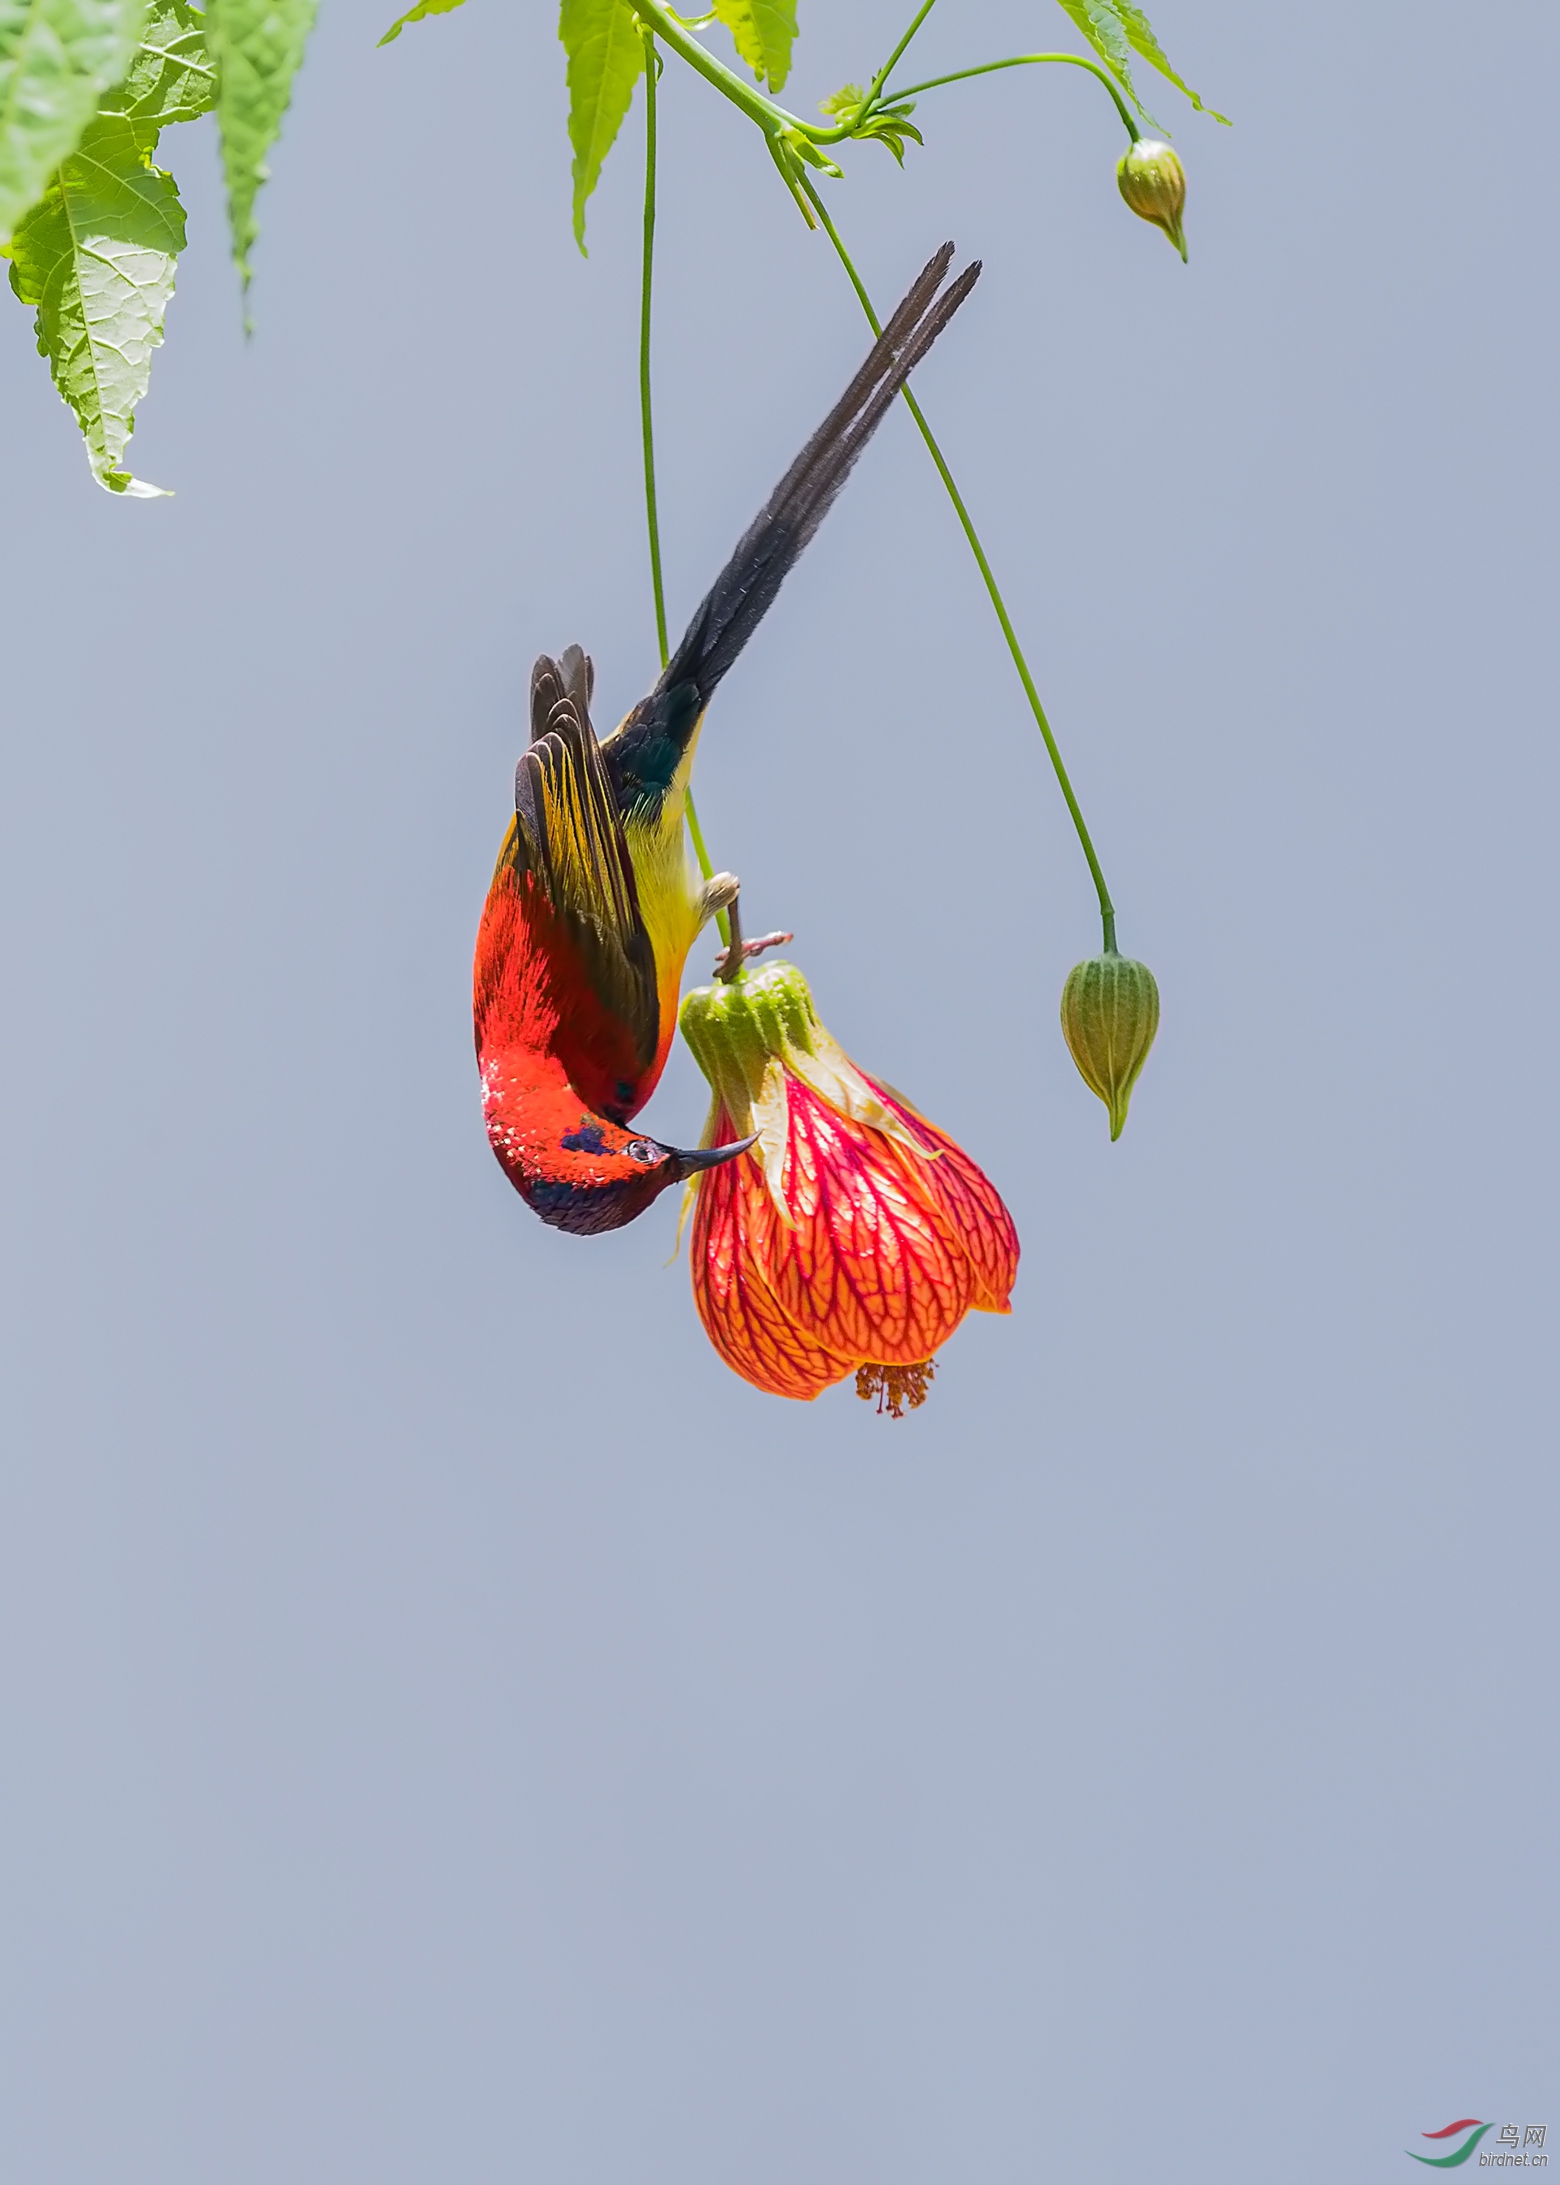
[
  {"xmin": 1117, "ymin": 138, "xmax": 1187, "ymax": 261},
  {"xmin": 1061, "ymin": 951, "xmax": 1160, "ymax": 1141}
]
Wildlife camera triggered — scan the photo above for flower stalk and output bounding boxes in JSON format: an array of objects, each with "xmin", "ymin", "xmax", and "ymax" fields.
[
  {"xmin": 624, "ymin": 0, "xmax": 1146, "ymax": 162},
  {"xmin": 883, "ymin": 52, "xmax": 1142, "ymax": 142},
  {"xmin": 639, "ymin": 25, "xmax": 730, "ymax": 947},
  {"xmin": 796, "ymin": 173, "xmax": 1119, "ymax": 956},
  {"xmin": 639, "ymin": 28, "xmax": 669, "ymax": 668}
]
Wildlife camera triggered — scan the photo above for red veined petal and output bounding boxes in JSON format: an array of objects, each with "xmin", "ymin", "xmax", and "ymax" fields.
[
  {"xmin": 869, "ymin": 1078, "xmax": 1020, "ymax": 1312},
  {"xmin": 753, "ymin": 1076, "xmax": 973, "ymax": 1365},
  {"xmin": 691, "ymin": 1120, "xmax": 854, "ymax": 1402}
]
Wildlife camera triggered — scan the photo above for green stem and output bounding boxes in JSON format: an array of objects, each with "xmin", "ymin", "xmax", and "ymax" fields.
[
  {"xmin": 624, "ymin": 0, "xmax": 808, "ymax": 139},
  {"xmin": 684, "ymin": 797, "xmax": 719, "ymax": 888},
  {"xmin": 638, "ymin": 25, "xmax": 729, "ymax": 939},
  {"xmin": 885, "ymin": 52, "xmax": 1142, "ymax": 142},
  {"xmin": 765, "ymin": 130, "xmax": 818, "ymax": 228},
  {"xmin": 639, "ymin": 29, "xmax": 670, "ymax": 670},
  {"xmin": 623, "ymin": 0, "xmax": 933, "ymax": 149},
  {"xmin": 859, "ymin": 0, "xmax": 943, "ymax": 117},
  {"xmin": 799, "ymin": 174, "xmax": 1118, "ymax": 954}
]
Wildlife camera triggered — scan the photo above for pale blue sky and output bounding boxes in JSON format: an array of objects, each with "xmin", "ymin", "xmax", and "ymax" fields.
[{"xmin": 2, "ymin": 1, "xmax": 1555, "ymax": 2178}]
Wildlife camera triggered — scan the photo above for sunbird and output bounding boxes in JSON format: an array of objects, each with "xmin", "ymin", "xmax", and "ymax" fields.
[{"xmin": 474, "ymin": 245, "xmax": 980, "ymax": 1236}]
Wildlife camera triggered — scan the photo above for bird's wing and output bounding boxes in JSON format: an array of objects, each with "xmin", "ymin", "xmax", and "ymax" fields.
[{"xmin": 512, "ymin": 648, "xmax": 660, "ymax": 1078}]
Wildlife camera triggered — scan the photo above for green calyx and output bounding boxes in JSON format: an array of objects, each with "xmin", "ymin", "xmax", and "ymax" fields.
[
  {"xmin": 1061, "ymin": 950, "xmax": 1160, "ymax": 1141},
  {"xmin": 1117, "ymin": 137, "xmax": 1187, "ymax": 261},
  {"xmin": 679, "ymin": 958, "xmax": 819, "ymax": 1117},
  {"xmin": 679, "ymin": 957, "xmax": 930, "ymax": 1223}
]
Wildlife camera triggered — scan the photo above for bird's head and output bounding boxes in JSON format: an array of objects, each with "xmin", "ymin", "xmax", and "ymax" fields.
[{"xmin": 484, "ymin": 1072, "xmax": 754, "ymax": 1237}]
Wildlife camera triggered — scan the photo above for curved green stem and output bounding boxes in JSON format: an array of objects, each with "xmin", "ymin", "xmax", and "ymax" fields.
[
  {"xmin": 638, "ymin": 26, "xmax": 729, "ymax": 939},
  {"xmin": 624, "ymin": 0, "xmax": 807, "ymax": 139},
  {"xmin": 885, "ymin": 52, "xmax": 1142, "ymax": 143},
  {"xmin": 798, "ymin": 174, "xmax": 1118, "ymax": 954},
  {"xmin": 626, "ymin": 0, "xmax": 1138, "ymax": 166}
]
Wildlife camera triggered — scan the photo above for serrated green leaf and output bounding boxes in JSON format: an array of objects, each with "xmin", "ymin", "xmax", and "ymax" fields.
[
  {"xmin": 7, "ymin": 110, "xmax": 181, "ymax": 491},
  {"xmin": 818, "ymin": 81, "xmax": 861, "ymax": 119},
  {"xmin": 711, "ymin": 0, "xmax": 793, "ymax": 94},
  {"xmin": 559, "ymin": 0, "xmax": 639, "ymax": 256},
  {"xmin": 99, "ymin": 0, "xmax": 214, "ymax": 125},
  {"xmin": 1113, "ymin": 0, "xmax": 1226, "ymax": 121},
  {"xmin": 203, "ymin": 0, "xmax": 316, "ymax": 286},
  {"xmin": 0, "ymin": 0, "xmax": 148, "ymax": 239},
  {"xmin": 1051, "ymin": 0, "xmax": 1140, "ymax": 99},
  {"xmin": 1053, "ymin": 0, "xmax": 1163, "ymax": 130},
  {"xmin": 377, "ymin": 0, "xmax": 465, "ymax": 49}
]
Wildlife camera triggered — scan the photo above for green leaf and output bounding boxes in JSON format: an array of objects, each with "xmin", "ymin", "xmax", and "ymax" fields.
[
  {"xmin": 377, "ymin": 0, "xmax": 465, "ymax": 50},
  {"xmin": 559, "ymin": 0, "xmax": 639, "ymax": 256},
  {"xmin": 1051, "ymin": 0, "xmax": 1144, "ymax": 105},
  {"xmin": 1112, "ymin": 0, "xmax": 1226, "ymax": 122},
  {"xmin": 99, "ymin": 0, "xmax": 215, "ymax": 125},
  {"xmin": 711, "ymin": 0, "xmax": 793, "ymax": 94},
  {"xmin": 7, "ymin": 111, "xmax": 182, "ymax": 492},
  {"xmin": 0, "ymin": 0, "xmax": 148, "ymax": 239},
  {"xmin": 1052, "ymin": 0, "xmax": 1225, "ymax": 127},
  {"xmin": 819, "ymin": 85, "xmax": 922, "ymax": 165},
  {"xmin": 818, "ymin": 82, "xmax": 861, "ymax": 119},
  {"xmin": 859, "ymin": 104, "xmax": 920, "ymax": 165},
  {"xmin": 203, "ymin": 0, "xmax": 317, "ymax": 285}
]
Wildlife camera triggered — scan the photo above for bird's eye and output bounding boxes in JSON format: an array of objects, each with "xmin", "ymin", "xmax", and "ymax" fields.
[{"xmin": 625, "ymin": 1138, "xmax": 657, "ymax": 1164}]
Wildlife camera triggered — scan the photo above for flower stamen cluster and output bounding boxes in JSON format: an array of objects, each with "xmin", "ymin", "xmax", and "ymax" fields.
[{"xmin": 856, "ymin": 1359, "xmax": 936, "ymax": 1417}]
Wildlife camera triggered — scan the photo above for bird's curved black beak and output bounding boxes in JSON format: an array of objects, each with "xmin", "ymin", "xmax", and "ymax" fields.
[{"xmin": 662, "ymin": 1133, "xmax": 758, "ymax": 1181}]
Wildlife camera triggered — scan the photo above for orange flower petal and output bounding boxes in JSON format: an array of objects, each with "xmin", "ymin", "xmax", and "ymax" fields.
[
  {"xmin": 869, "ymin": 1078, "xmax": 1021, "ymax": 1313},
  {"xmin": 752, "ymin": 1076, "xmax": 974, "ymax": 1366},
  {"xmin": 691, "ymin": 1116, "xmax": 854, "ymax": 1402}
]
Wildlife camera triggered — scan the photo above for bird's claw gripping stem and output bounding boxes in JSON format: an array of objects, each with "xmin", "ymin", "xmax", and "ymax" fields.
[
  {"xmin": 713, "ymin": 893, "xmax": 792, "ymax": 983},
  {"xmin": 721, "ymin": 931, "xmax": 793, "ymax": 976}
]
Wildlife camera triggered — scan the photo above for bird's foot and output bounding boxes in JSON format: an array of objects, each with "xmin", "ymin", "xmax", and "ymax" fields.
[
  {"xmin": 713, "ymin": 893, "xmax": 792, "ymax": 984},
  {"xmin": 699, "ymin": 872, "xmax": 740, "ymax": 928},
  {"xmin": 715, "ymin": 930, "xmax": 793, "ymax": 980},
  {"xmin": 712, "ymin": 930, "xmax": 790, "ymax": 983}
]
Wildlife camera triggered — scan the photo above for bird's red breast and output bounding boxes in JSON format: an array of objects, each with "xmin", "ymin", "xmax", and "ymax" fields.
[{"xmin": 474, "ymin": 841, "xmax": 659, "ymax": 1126}]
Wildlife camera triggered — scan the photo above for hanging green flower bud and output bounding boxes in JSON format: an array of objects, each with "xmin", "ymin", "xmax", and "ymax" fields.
[
  {"xmin": 1061, "ymin": 951, "xmax": 1160, "ymax": 1141},
  {"xmin": 1117, "ymin": 138, "xmax": 1187, "ymax": 261}
]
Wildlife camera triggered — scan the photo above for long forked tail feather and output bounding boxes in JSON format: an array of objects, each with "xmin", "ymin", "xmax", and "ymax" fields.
[
  {"xmin": 605, "ymin": 246, "xmax": 979, "ymax": 809},
  {"xmin": 663, "ymin": 244, "xmax": 978, "ymax": 706}
]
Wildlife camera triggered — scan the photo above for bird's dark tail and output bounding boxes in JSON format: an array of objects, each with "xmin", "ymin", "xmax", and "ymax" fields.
[{"xmin": 603, "ymin": 245, "xmax": 980, "ymax": 813}]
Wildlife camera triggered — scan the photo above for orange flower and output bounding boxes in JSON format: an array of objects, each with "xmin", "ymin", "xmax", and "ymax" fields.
[{"xmin": 679, "ymin": 962, "xmax": 1018, "ymax": 1411}]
